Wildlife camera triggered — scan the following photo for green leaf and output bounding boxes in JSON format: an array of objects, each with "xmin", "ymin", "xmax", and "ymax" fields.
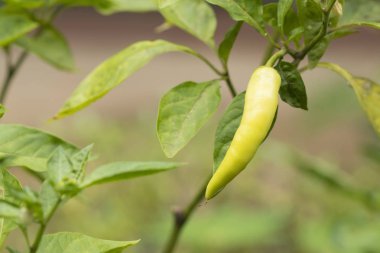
[
  {"xmin": 4, "ymin": 0, "xmax": 44, "ymax": 9},
  {"xmin": 16, "ymin": 26, "xmax": 75, "ymax": 71},
  {"xmin": 0, "ymin": 171, "xmax": 22, "ymax": 247},
  {"xmin": 275, "ymin": 61, "xmax": 308, "ymax": 110},
  {"xmin": 0, "ymin": 104, "xmax": 5, "ymax": 118},
  {"xmin": 283, "ymin": 8, "xmax": 303, "ymax": 45},
  {"xmin": 307, "ymin": 28, "xmax": 355, "ymax": 66},
  {"xmin": 157, "ymin": 80, "xmax": 221, "ymax": 158},
  {"xmin": 318, "ymin": 62, "xmax": 380, "ymax": 136},
  {"xmin": 36, "ymin": 232, "xmax": 139, "ymax": 253},
  {"xmin": 47, "ymin": 148, "xmax": 80, "ymax": 195},
  {"xmin": 278, "ymin": 0, "xmax": 293, "ymax": 33},
  {"xmin": 0, "ymin": 170, "xmax": 23, "ymax": 205},
  {"xmin": 0, "ymin": 124, "xmax": 79, "ymax": 172},
  {"xmin": 307, "ymin": 38, "xmax": 328, "ymax": 69},
  {"xmin": 0, "ymin": 13, "xmax": 38, "ymax": 46},
  {"xmin": 263, "ymin": 3, "xmax": 278, "ymax": 28},
  {"xmin": 97, "ymin": 0, "xmax": 157, "ymax": 14},
  {"xmin": 0, "ymin": 169, "xmax": 23, "ymax": 248},
  {"xmin": 340, "ymin": 0, "xmax": 380, "ymax": 25},
  {"xmin": 352, "ymin": 22, "xmax": 380, "ymax": 29},
  {"xmin": 0, "ymin": 200, "xmax": 21, "ymax": 219},
  {"xmin": 206, "ymin": 0, "xmax": 266, "ymax": 36},
  {"xmin": 81, "ymin": 161, "xmax": 180, "ymax": 188},
  {"xmin": 54, "ymin": 40, "xmax": 198, "ymax": 119},
  {"xmin": 158, "ymin": 0, "xmax": 216, "ymax": 47},
  {"xmin": 297, "ymin": 0, "xmax": 323, "ymax": 44},
  {"xmin": 213, "ymin": 92, "xmax": 244, "ymax": 171},
  {"xmin": 351, "ymin": 77, "xmax": 380, "ymax": 136},
  {"xmin": 70, "ymin": 145, "xmax": 93, "ymax": 182},
  {"xmin": 39, "ymin": 181, "xmax": 59, "ymax": 219},
  {"xmin": 218, "ymin": 21, "xmax": 243, "ymax": 65}
]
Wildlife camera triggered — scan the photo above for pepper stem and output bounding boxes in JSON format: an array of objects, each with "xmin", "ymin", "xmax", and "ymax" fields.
[{"xmin": 265, "ymin": 48, "xmax": 287, "ymax": 67}]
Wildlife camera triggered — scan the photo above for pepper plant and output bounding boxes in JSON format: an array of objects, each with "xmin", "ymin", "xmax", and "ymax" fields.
[{"xmin": 1, "ymin": 0, "xmax": 380, "ymax": 252}]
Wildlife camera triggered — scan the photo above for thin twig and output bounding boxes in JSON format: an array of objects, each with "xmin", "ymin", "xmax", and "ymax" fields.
[
  {"xmin": 0, "ymin": 51, "xmax": 28, "ymax": 104},
  {"xmin": 29, "ymin": 198, "xmax": 61, "ymax": 253},
  {"xmin": 261, "ymin": 32, "xmax": 280, "ymax": 66},
  {"xmin": 162, "ymin": 175, "xmax": 210, "ymax": 253},
  {"xmin": 292, "ymin": 0, "xmax": 337, "ymax": 66},
  {"xmin": 0, "ymin": 5, "xmax": 64, "ymax": 104},
  {"xmin": 265, "ymin": 48, "xmax": 287, "ymax": 67},
  {"xmin": 193, "ymin": 52, "xmax": 224, "ymax": 76}
]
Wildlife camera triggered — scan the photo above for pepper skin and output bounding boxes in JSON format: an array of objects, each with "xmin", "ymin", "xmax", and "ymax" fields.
[{"xmin": 205, "ymin": 66, "xmax": 281, "ymax": 200}]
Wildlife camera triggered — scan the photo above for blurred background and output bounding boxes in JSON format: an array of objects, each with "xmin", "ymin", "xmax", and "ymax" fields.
[{"xmin": 2, "ymin": 6, "xmax": 380, "ymax": 253}]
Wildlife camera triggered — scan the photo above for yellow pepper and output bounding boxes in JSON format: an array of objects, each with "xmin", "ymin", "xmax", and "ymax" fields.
[{"xmin": 205, "ymin": 66, "xmax": 281, "ymax": 200}]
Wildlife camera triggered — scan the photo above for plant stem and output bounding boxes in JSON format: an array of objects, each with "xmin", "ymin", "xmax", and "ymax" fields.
[
  {"xmin": 0, "ymin": 51, "xmax": 28, "ymax": 104},
  {"xmin": 261, "ymin": 32, "xmax": 280, "ymax": 66},
  {"xmin": 162, "ymin": 175, "xmax": 211, "ymax": 253},
  {"xmin": 0, "ymin": 6, "xmax": 64, "ymax": 104},
  {"xmin": 20, "ymin": 226, "xmax": 32, "ymax": 249},
  {"xmin": 224, "ymin": 74, "xmax": 237, "ymax": 97},
  {"xmin": 265, "ymin": 48, "xmax": 287, "ymax": 67},
  {"xmin": 193, "ymin": 53, "xmax": 224, "ymax": 76},
  {"xmin": 29, "ymin": 199, "xmax": 61, "ymax": 253},
  {"xmin": 292, "ymin": 0, "xmax": 337, "ymax": 66}
]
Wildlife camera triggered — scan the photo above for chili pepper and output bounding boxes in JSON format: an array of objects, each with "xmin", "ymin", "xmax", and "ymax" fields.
[{"xmin": 205, "ymin": 66, "xmax": 281, "ymax": 200}]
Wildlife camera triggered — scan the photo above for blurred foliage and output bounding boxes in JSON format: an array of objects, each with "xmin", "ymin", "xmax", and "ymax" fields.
[{"xmin": 32, "ymin": 74, "xmax": 380, "ymax": 253}]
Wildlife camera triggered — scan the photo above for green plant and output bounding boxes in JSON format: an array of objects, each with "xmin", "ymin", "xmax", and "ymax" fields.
[{"xmin": 1, "ymin": 0, "xmax": 380, "ymax": 252}]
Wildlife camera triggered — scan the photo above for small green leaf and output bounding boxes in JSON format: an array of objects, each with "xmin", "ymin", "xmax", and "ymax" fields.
[
  {"xmin": 81, "ymin": 161, "xmax": 180, "ymax": 188},
  {"xmin": 0, "ymin": 104, "xmax": 5, "ymax": 118},
  {"xmin": 307, "ymin": 28, "xmax": 356, "ymax": 67},
  {"xmin": 16, "ymin": 26, "xmax": 75, "ymax": 71},
  {"xmin": 157, "ymin": 80, "xmax": 221, "ymax": 158},
  {"xmin": 263, "ymin": 3, "xmax": 278, "ymax": 28},
  {"xmin": 0, "ymin": 170, "xmax": 23, "ymax": 205},
  {"xmin": 97, "ymin": 0, "xmax": 157, "ymax": 14},
  {"xmin": 70, "ymin": 144, "xmax": 93, "ymax": 182},
  {"xmin": 307, "ymin": 38, "xmax": 328, "ymax": 69},
  {"xmin": 0, "ymin": 200, "xmax": 21, "ymax": 219},
  {"xmin": 36, "ymin": 232, "xmax": 139, "ymax": 253},
  {"xmin": 278, "ymin": 0, "xmax": 293, "ymax": 33},
  {"xmin": 206, "ymin": 0, "xmax": 266, "ymax": 37},
  {"xmin": 0, "ymin": 124, "xmax": 79, "ymax": 172},
  {"xmin": 213, "ymin": 92, "xmax": 244, "ymax": 171},
  {"xmin": 218, "ymin": 21, "xmax": 243, "ymax": 65},
  {"xmin": 0, "ymin": 170, "xmax": 23, "ymax": 246},
  {"xmin": 158, "ymin": 0, "xmax": 216, "ymax": 47},
  {"xmin": 275, "ymin": 61, "xmax": 308, "ymax": 110},
  {"xmin": 283, "ymin": 9, "xmax": 302, "ymax": 45},
  {"xmin": 47, "ymin": 148, "xmax": 80, "ymax": 195},
  {"xmin": 0, "ymin": 13, "xmax": 38, "ymax": 46},
  {"xmin": 54, "ymin": 40, "xmax": 198, "ymax": 119},
  {"xmin": 297, "ymin": 0, "xmax": 323, "ymax": 44}
]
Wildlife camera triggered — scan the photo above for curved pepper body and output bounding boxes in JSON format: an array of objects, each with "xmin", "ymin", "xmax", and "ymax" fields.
[{"xmin": 205, "ymin": 66, "xmax": 281, "ymax": 200}]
